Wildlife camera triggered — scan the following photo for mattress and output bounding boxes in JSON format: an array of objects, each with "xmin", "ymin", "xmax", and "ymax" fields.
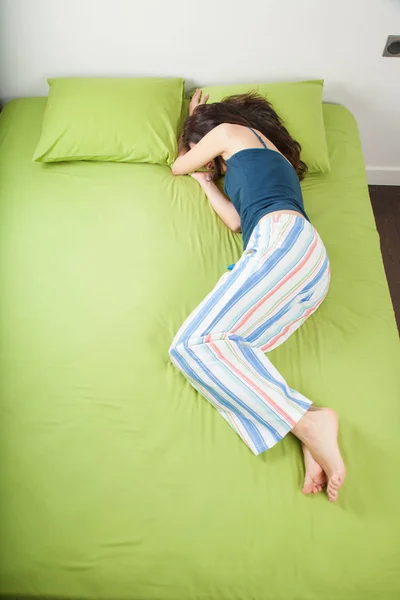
[{"xmin": 0, "ymin": 98, "xmax": 399, "ymax": 600}]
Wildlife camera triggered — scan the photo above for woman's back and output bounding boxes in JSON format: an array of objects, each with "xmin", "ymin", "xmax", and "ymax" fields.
[{"xmin": 224, "ymin": 127, "xmax": 309, "ymax": 249}]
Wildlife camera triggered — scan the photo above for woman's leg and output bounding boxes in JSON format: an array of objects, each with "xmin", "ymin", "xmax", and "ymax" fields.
[
  {"xmin": 170, "ymin": 215, "xmax": 322, "ymax": 449},
  {"xmin": 169, "ymin": 215, "xmax": 345, "ymax": 496}
]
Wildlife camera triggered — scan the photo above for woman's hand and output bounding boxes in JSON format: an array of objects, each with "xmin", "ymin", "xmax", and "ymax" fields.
[
  {"xmin": 189, "ymin": 89, "xmax": 209, "ymax": 116},
  {"xmin": 190, "ymin": 172, "xmax": 212, "ymax": 187}
]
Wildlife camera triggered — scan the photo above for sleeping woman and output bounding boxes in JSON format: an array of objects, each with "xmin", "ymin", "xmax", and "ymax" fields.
[{"xmin": 169, "ymin": 89, "xmax": 345, "ymax": 502}]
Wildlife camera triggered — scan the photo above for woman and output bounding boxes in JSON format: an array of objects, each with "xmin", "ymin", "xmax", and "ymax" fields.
[{"xmin": 169, "ymin": 89, "xmax": 345, "ymax": 502}]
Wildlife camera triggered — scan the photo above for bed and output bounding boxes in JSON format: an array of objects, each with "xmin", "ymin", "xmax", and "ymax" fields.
[{"xmin": 0, "ymin": 98, "xmax": 399, "ymax": 600}]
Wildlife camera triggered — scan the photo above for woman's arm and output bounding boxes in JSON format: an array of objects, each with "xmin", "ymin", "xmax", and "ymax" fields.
[
  {"xmin": 172, "ymin": 124, "xmax": 228, "ymax": 175},
  {"xmin": 191, "ymin": 173, "xmax": 241, "ymax": 233}
]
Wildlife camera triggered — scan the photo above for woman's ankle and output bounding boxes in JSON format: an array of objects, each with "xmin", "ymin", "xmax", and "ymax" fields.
[{"xmin": 292, "ymin": 410, "xmax": 312, "ymax": 441}]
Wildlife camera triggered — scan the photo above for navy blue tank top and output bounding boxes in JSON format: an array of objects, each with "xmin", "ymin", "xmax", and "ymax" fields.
[{"xmin": 224, "ymin": 128, "xmax": 309, "ymax": 249}]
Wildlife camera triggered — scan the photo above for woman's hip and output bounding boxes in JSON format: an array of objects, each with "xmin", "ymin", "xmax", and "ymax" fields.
[
  {"xmin": 172, "ymin": 214, "xmax": 329, "ymax": 347},
  {"xmin": 228, "ymin": 216, "xmax": 329, "ymax": 340}
]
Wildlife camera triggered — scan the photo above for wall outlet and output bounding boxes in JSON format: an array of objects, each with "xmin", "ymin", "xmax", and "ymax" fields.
[{"xmin": 382, "ymin": 35, "xmax": 400, "ymax": 57}]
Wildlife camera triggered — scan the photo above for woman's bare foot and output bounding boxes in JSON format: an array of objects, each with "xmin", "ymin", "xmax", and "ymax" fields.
[
  {"xmin": 302, "ymin": 443, "xmax": 327, "ymax": 495},
  {"xmin": 293, "ymin": 407, "xmax": 345, "ymax": 502}
]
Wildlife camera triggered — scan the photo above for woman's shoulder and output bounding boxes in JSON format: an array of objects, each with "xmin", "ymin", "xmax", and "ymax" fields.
[{"xmin": 212, "ymin": 122, "xmax": 243, "ymax": 138}]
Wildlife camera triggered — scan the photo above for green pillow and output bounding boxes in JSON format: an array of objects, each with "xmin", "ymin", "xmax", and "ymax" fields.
[
  {"xmin": 201, "ymin": 80, "xmax": 330, "ymax": 173},
  {"xmin": 33, "ymin": 77, "xmax": 184, "ymax": 165}
]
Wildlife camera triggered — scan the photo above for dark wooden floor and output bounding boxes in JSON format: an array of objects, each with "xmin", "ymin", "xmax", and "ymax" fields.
[{"xmin": 369, "ymin": 185, "xmax": 400, "ymax": 333}]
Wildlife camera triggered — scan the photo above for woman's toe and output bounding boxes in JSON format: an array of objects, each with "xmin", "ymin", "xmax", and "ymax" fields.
[
  {"xmin": 302, "ymin": 478, "xmax": 314, "ymax": 495},
  {"xmin": 328, "ymin": 486, "xmax": 339, "ymax": 502}
]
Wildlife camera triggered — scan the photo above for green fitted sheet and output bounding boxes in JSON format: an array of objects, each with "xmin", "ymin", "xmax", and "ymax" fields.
[{"xmin": 0, "ymin": 99, "xmax": 399, "ymax": 600}]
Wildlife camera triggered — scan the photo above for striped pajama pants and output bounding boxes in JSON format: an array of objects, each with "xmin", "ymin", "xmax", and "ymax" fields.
[{"xmin": 169, "ymin": 214, "xmax": 330, "ymax": 455}]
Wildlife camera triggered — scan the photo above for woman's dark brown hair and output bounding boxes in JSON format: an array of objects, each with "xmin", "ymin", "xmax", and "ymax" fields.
[{"xmin": 182, "ymin": 92, "xmax": 307, "ymax": 182}]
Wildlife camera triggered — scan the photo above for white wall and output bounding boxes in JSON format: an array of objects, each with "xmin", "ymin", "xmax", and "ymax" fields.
[{"xmin": 1, "ymin": 0, "xmax": 399, "ymax": 183}]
